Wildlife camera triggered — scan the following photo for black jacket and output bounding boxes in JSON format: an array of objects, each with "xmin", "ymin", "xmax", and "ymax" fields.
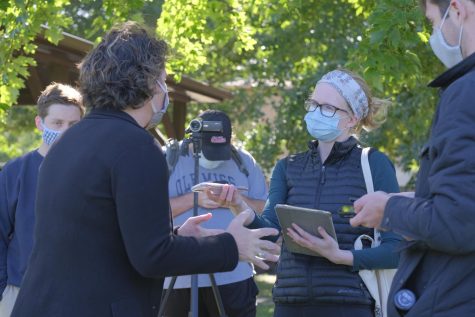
[
  {"xmin": 11, "ymin": 109, "xmax": 238, "ymax": 317},
  {"xmin": 273, "ymin": 140, "xmax": 374, "ymax": 305},
  {"xmin": 383, "ymin": 53, "xmax": 475, "ymax": 317}
]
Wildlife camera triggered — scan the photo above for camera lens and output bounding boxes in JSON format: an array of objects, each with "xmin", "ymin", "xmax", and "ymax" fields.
[{"xmin": 189, "ymin": 119, "xmax": 202, "ymax": 133}]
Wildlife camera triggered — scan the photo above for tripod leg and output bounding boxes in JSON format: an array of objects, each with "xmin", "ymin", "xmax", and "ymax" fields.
[
  {"xmin": 190, "ymin": 275, "xmax": 198, "ymax": 317},
  {"xmin": 209, "ymin": 274, "xmax": 227, "ymax": 317},
  {"xmin": 158, "ymin": 276, "xmax": 177, "ymax": 317}
]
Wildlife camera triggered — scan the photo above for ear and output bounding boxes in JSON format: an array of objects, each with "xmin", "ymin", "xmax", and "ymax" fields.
[
  {"xmin": 451, "ymin": 0, "xmax": 467, "ymax": 24},
  {"xmin": 35, "ymin": 116, "xmax": 44, "ymax": 132},
  {"xmin": 345, "ymin": 115, "xmax": 359, "ymax": 129}
]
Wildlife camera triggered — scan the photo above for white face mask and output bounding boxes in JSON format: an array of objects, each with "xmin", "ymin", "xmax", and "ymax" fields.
[
  {"xmin": 429, "ymin": 5, "xmax": 464, "ymax": 68},
  {"xmin": 199, "ymin": 153, "xmax": 224, "ymax": 170},
  {"xmin": 146, "ymin": 80, "xmax": 170, "ymax": 130}
]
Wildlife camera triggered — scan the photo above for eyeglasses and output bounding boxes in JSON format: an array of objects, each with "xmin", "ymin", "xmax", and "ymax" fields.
[{"xmin": 304, "ymin": 99, "xmax": 349, "ymax": 118}]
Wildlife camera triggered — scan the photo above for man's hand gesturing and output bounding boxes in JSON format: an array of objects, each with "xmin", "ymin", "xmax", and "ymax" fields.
[{"xmin": 227, "ymin": 210, "xmax": 280, "ymax": 270}]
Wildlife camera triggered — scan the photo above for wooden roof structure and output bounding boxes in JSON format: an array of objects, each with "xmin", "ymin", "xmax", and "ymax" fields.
[{"xmin": 17, "ymin": 29, "xmax": 232, "ymax": 142}]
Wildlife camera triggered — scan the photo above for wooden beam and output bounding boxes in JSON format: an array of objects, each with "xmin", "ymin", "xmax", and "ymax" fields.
[
  {"xmin": 48, "ymin": 64, "xmax": 71, "ymax": 84},
  {"xmin": 35, "ymin": 50, "xmax": 81, "ymax": 69},
  {"xmin": 167, "ymin": 75, "xmax": 233, "ymax": 102},
  {"xmin": 26, "ymin": 68, "xmax": 43, "ymax": 104},
  {"xmin": 168, "ymin": 89, "xmax": 191, "ymax": 104},
  {"xmin": 161, "ymin": 112, "xmax": 176, "ymax": 140},
  {"xmin": 37, "ymin": 26, "xmax": 93, "ymax": 56},
  {"xmin": 173, "ymin": 100, "xmax": 187, "ymax": 140},
  {"xmin": 18, "ymin": 30, "xmax": 232, "ymax": 111},
  {"xmin": 148, "ymin": 129, "xmax": 165, "ymax": 145}
]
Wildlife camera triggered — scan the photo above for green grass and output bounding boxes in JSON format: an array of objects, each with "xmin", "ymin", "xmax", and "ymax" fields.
[{"xmin": 255, "ymin": 274, "xmax": 276, "ymax": 317}]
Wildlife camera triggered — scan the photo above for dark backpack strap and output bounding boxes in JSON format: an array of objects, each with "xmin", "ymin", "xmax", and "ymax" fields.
[
  {"xmin": 165, "ymin": 138, "xmax": 180, "ymax": 176},
  {"xmin": 231, "ymin": 145, "xmax": 249, "ymax": 177},
  {"xmin": 165, "ymin": 139, "xmax": 193, "ymax": 176}
]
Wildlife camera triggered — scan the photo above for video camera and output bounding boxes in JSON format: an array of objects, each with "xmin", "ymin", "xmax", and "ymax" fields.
[{"xmin": 186, "ymin": 118, "xmax": 223, "ymax": 133}]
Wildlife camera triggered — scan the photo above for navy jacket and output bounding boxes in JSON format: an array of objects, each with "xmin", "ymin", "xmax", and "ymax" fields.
[
  {"xmin": 11, "ymin": 109, "xmax": 238, "ymax": 317},
  {"xmin": 0, "ymin": 150, "xmax": 43, "ymax": 297},
  {"xmin": 383, "ymin": 53, "xmax": 475, "ymax": 317}
]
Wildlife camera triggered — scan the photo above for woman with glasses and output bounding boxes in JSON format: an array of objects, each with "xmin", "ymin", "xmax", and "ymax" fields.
[{"xmin": 206, "ymin": 69, "xmax": 402, "ymax": 317}]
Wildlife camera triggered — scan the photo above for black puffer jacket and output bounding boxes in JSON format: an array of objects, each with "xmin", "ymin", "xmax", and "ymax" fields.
[{"xmin": 273, "ymin": 138, "xmax": 374, "ymax": 305}]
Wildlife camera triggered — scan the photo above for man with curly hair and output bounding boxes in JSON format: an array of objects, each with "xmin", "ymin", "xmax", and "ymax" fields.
[{"xmin": 11, "ymin": 22, "xmax": 279, "ymax": 317}]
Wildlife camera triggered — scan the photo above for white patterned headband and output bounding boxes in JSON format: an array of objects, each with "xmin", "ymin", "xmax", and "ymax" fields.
[{"xmin": 317, "ymin": 70, "xmax": 369, "ymax": 120}]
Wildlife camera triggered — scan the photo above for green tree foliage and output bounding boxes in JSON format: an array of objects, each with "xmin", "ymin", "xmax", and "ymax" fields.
[
  {"xmin": 347, "ymin": 0, "xmax": 441, "ymax": 174},
  {"xmin": 158, "ymin": 0, "xmax": 440, "ymax": 177},
  {"xmin": 64, "ymin": 0, "xmax": 161, "ymax": 41},
  {"xmin": 1, "ymin": 0, "xmax": 442, "ymax": 180},
  {"xmin": 0, "ymin": 106, "xmax": 41, "ymax": 165},
  {"xmin": 0, "ymin": 0, "xmax": 154, "ymax": 162},
  {"xmin": 0, "ymin": 0, "xmax": 71, "ymax": 114},
  {"xmin": 0, "ymin": 0, "xmax": 156, "ymax": 115}
]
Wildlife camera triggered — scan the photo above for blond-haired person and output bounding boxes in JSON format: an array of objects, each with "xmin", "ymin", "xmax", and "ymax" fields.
[{"xmin": 207, "ymin": 69, "xmax": 402, "ymax": 317}]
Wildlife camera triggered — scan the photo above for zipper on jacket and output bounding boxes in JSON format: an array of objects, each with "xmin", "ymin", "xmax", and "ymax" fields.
[
  {"xmin": 314, "ymin": 164, "xmax": 325, "ymax": 209},
  {"xmin": 320, "ymin": 165, "xmax": 326, "ymax": 184}
]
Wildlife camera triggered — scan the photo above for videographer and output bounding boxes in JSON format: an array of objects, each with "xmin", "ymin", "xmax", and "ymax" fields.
[
  {"xmin": 163, "ymin": 110, "xmax": 268, "ymax": 317},
  {"xmin": 10, "ymin": 22, "xmax": 279, "ymax": 317}
]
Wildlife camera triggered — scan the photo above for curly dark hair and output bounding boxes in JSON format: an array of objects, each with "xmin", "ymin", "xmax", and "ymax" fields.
[{"xmin": 78, "ymin": 21, "xmax": 168, "ymax": 110}]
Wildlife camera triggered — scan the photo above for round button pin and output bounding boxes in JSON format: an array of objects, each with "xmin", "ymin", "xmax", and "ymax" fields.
[{"xmin": 394, "ymin": 289, "xmax": 416, "ymax": 311}]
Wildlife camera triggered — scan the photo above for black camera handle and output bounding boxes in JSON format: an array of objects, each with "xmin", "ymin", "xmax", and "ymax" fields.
[{"xmin": 158, "ymin": 132, "xmax": 227, "ymax": 317}]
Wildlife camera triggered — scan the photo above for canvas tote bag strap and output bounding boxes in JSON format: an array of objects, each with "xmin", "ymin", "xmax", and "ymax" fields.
[
  {"xmin": 361, "ymin": 147, "xmax": 382, "ymax": 245},
  {"xmin": 360, "ymin": 147, "xmax": 396, "ymax": 317},
  {"xmin": 361, "ymin": 147, "xmax": 374, "ymax": 193}
]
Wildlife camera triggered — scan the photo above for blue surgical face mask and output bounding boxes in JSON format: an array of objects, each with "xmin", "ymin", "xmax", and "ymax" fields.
[
  {"xmin": 304, "ymin": 110, "xmax": 343, "ymax": 142},
  {"xmin": 429, "ymin": 5, "xmax": 464, "ymax": 68},
  {"xmin": 146, "ymin": 80, "xmax": 170, "ymax": 130},
  {"xmin": 41, "ymin": 121, "xmax": 63, "ymax": 145}
]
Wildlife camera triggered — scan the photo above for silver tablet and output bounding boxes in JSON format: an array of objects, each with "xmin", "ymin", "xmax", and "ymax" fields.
[{"xmin": 275, "ymin": 204, "xmax": 338, "ymax": 257}]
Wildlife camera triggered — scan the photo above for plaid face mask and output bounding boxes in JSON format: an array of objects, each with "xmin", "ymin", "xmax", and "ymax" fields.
[{"xmin": 41, "ymin": 121, "xmax": 63, "ymax": 145}]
